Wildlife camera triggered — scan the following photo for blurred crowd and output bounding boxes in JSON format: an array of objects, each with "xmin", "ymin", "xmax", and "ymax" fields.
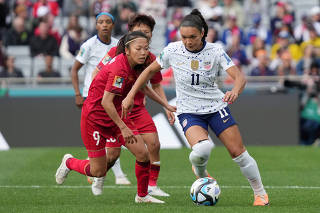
[{"xmin": 0, "ymin": 0, "xmax": 319, "ymax": 145}]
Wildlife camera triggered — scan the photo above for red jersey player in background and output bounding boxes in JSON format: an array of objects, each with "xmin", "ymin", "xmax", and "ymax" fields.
[
  {"xmin": 55, "ymin": 31, "xmax": 176, "ymax": 203},
  {"xmin": 92, "ymin": 14, "xmax": 174, "ymax": 197}
]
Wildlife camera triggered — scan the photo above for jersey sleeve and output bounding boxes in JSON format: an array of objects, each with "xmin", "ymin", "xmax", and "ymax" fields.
[
  {"xmin": 75, "ymin": 41, "xmax": 90, "ymax": 64},
  {"xmin": 104, "ymin": 66, "xmax": 127, "ymax": 96},
  {"xmin": 150, "ymin": 71, "xmax": 163, "ymax": 84},
  {"xmin": 156, "ymin": 46, "xmax": 171, "ymax": 69},
  {"xmin": 96, "ymin": 47, "xmax": 117, "ymax": 71},
  {"xmin": 217, "ymin": 47, "xmax": 235, "ymax": 71}
]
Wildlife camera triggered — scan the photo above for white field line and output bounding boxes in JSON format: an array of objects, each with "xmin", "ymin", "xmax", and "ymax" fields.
[{"xmin": 0, "ymin": 185, "xmax": 320, "ymax": 189}]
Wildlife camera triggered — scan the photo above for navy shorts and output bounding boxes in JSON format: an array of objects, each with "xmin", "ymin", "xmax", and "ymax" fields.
[{"xmin": 177, "ymin": 107, "xmax": 236, "ymax": 137}]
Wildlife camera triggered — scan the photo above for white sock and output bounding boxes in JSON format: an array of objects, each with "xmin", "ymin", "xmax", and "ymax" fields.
[
  {"xmin": 233, "ymin": 151, "xmax": 266, "ymax": 196},
  {"xmin": 111, "ymin": 158, "xmax": 126, "ymax": 178}
]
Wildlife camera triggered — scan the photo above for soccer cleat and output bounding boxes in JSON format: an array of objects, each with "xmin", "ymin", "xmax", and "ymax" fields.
[
  {"xmin": 148, "ymin": 185, "xmax": 170, "ymax": 197},
  {"xmin": 115, "ymin": 175, "xmax": 131, "ymax": 185},
  {"xmin": 55, "ymin": 154, "xmax": 73, "ymax": 185},
  {"xmin": 135, "ymin": 194, "xmax": 165, "ymax": 203},
  {"xmin": 253, "ymin": 194, "xmax": 269, "ymax": 206},
  {"xmin": 191, "ymin": 165, "xmax": 214, "ymax": 180},
  {"xmin": 91, "ymin": 177, "xmax": 105, "ymax": 196}
]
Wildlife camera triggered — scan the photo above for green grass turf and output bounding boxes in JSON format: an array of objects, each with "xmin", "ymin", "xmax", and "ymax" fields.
[{"xmin": 0, "ymin": 146, "xmax": 319, "ymax": 213}]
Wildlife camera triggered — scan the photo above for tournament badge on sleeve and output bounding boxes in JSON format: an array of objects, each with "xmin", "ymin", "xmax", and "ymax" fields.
[
  {"xmin": 113, "ymin": 76, "xmax": 124, "ymax": 88},
  {"xmin": 191, "ymin": 60, "xmax": 199, "ymax": 71}
]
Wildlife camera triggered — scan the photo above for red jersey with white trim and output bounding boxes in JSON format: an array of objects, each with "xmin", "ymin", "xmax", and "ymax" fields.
[
  {"xmin": 83, "ymin": 53, "xmax": 137, "ymax": 127},
  {"xmin": 96, "ymin": 46, "xmax": 162, "ymax": 106}
]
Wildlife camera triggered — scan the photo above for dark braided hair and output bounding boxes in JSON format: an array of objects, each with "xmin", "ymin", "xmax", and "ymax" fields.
[
  {"xmin": 116, "ymin": 31, "xmax": 151, "ymax": 72},
  {"xmin": 179, "ymin": 9, "xmax": 208, "ymax": 42}
]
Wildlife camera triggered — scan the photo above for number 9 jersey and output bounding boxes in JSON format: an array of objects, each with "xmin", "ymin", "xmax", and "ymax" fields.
[{"xmin": 156, "ymin": 41, "xmax": 235, "ymax": 115}]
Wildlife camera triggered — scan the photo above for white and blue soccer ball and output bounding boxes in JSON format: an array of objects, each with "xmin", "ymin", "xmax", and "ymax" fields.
[{"xmin": 190, "ymin": 177, "xmax": 220, "ymax": 206}]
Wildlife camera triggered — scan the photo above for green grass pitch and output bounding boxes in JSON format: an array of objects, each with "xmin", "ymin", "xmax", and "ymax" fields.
[{"xmin": 0, "ymin": 146, "xmax": 319, "ymax": 213}]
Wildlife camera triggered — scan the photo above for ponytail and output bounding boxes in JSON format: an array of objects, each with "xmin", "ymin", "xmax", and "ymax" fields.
[{"xmin": 180, "ymin": 9, "xmax": 208, "ymax": 42}]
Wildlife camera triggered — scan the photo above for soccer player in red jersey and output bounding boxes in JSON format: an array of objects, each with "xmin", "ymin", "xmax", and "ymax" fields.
[
  {"xmin": 92, "ymin": 14, "xmax": 174, "ymax": 197},
  {"xmin": 55, "ymin": 31, "xmax": 175, "ymax": 203}
]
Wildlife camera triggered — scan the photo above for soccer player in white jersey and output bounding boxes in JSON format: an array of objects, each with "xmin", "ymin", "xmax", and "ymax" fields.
[
  {"xmin": 122, "ymin": 9, "xmax": 269, "ymax": 206},
  {"xmin": 70, "ymin": 12, "xmax": 131, "ymax": 186}
]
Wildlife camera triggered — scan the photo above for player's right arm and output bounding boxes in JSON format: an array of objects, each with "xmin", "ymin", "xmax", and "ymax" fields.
[
  {"xmin": 122, "ymin": 60, "xmax": 162, "ymax": 117},
  {"xmin": 71, "ymin": 60, "xmax": 84, "ymax": 108}
]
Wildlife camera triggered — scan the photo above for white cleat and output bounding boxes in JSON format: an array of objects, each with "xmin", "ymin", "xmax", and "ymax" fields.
[
  {"xmin": 135, "ymin": 194, "xmax": 165, "ymax": 203},
  {"xmin": 115, "ymin": 175, "xmax": 131, "ymax": 185},
  {"xmin": 55, "ymin": 154, "xmax": 73, "ymax": 185},
  {"xmin": 148, "ymin": 185, "xmax": 170, "ymax": 197},
  {"xmin": 91, "ymin": 177, "xmax": 105, "ymax": 196}
]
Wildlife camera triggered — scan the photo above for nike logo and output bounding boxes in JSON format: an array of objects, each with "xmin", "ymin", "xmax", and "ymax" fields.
[{"xmin": 223, "ymin": 118, "xmax": 230, "ymax": 123}]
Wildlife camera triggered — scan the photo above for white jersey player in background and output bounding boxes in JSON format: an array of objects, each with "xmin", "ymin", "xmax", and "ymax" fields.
[
  {"xmin": 122, "ymin": 9, "xmax": 269, "ymax": 206},
  {"xmin": 71, "ymin": 12, "xmax": 131, "ymax": 187}
]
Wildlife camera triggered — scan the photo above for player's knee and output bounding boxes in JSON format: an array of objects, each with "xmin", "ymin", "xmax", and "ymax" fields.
[
  {"xmin": 147, "ymin": 139, "xmax": 160, "ymax": 154},
  {"xmin": 189, "ymin": 140, "xmax": 214, "ymax": 166},
  {"xmin": 229, "ymin": 145, "xmax": 246, "ymax": 158},
  {"xmin": 134, "ymin": 148, "xmax": 149, "ymax": 162}
]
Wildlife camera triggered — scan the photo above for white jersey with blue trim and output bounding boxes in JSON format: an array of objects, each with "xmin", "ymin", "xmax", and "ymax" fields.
[
  {"xmin": 156, "ymin": 41, "xmax": 235, "ymax": 114},
  {"xmin": 76, "ymin": 35, "xmax": 118, "ymax": 97}
]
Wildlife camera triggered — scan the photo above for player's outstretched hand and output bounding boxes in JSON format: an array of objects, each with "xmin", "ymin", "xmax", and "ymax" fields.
[
  {"xmin": 121, "ymin": 96, "xmax": 134, "ymax": 119},
  {"xmin": 120, "ymin": 126, "xmax": 137, "ymax": 144},
  {"xmin": 223, "ymin": 90, "xmax": 239, "ymax": 104},
  {"xmin": 165, "ymin": 109, "xmax": 175, "ymax": 125}
]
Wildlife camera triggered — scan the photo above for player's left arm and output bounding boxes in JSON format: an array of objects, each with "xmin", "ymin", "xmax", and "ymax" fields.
[
  {"xmin": 151, "ymin": 83, "xmax": 176, "ymax": 125},
  {"xmin": 141, "ymin": 86, "xmax": 176, "ymax": 114},
  {"xmin": 224, "ymin": 65, "xmax": 247, "ymax": 104}
]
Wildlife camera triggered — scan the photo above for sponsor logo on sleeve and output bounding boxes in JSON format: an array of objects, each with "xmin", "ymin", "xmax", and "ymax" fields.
[{"xmin": 112, "ymin": 76, "xmax": 124, "ymax": 88}]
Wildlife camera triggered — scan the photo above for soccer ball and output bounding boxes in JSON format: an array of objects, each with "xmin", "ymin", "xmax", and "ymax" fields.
[{"xmin": 190, "ymin": 177, "xmax": 220, "ymax": 206}]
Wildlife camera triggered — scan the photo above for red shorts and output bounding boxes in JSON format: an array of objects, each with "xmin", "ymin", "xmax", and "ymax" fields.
[
  {"xmin": 81, "ymin": 113, "xmax": 139, "ymax": 158},
  {"xmin": 129, "ymin": 105, "xmax": 157, "ymax": 134}
]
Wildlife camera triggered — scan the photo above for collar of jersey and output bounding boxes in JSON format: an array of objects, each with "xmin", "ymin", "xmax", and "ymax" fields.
[
  {"xmin": 96, "ymin": 34, "xmax": 112, "ymax": 45},
  {"xmin": 185, "ymin": 41, "xmax": 206, "ymax": 54}
]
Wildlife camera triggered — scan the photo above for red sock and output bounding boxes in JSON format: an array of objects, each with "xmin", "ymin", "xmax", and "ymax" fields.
[
  {"xmin": 149, "ymin": 164, "xmax": 160, "ymax": 186},
  {"xmin": 135, "ymin": 160, "xmax": 150, "ymax": 197},
  {"xmin": 66, "ymin": 158, "xmax": 92, "ymax": 176}
]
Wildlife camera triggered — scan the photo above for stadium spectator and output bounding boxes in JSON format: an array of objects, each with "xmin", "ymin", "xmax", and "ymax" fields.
[
  {"xmin": 37, "ymin": 55, "xmax": 60, "ymax": 78},
  {"xmin": 0, "ymin": 55, "xmax": 24, "ymax": 78},
  {"xmin": 271, "ymin": 47, "xmax": 296, "ymax": 76},
  {"xmin": 206, "ymin": 24, "xmax": 222, "ymax": 44},
  {"xmin": 14, "ymin": 4, "xmax": 33, "ymax": 31},
  {"xmin": 0, "ymin": 36, "xmax": 5, "ymax": 68},
  {"xmin": 270, "ymin": 1, "xmax": 286, "ymax": 38},
  {"xmin": 167, "ymin": 0, "xmax": 192, "ymax": 7},
  {"xmin": 62, "ymin": 0, "xmax": 89, "ymax": 16},
  {"xmin": 33, "ymin": 9, "xmax": 62, "ymax": 45},
  {"xmin": 32, "ymin": 0, "xmax": 59, "ymax": 18},
  {"xmin": 138, "ymin": 0, "xmax": 166, "ymax": 18},
  {"xmin": 246, "ymin": 14, "xmax": 272, "ymax": 45},
  {"xmin": 111, "ymin": 2, "xmax": 137, "ymax": 37},
  {"xmin": 0, "ymin": 0, "xmax": 10, "ymax": 35},
  {"xmin": 221, "ymin": 14, "xmax": 246, "ymax": 48},
  {"xmin": 197, "ymin": 0, "xmax": 223, "ymax": 26},
  {"xmin": 243, "ymin": 0, "xmax": 269, "ymax": 28},
  {"xmin": 250, "ymin": 49, "xmax": 275, "ymax": 76},
  {"xmin": 90, "ymin": 0, "xmax": 114, "ymax": 17},
  {"xmin": 251, "ymin": 37, "xmax": 266, "ymax": 59},
  {"xmin": 222, "ymin": 0, "xmax": 245, "ymax": 28},
  {"xmin": 30, "ymin": 21, "xmax": 59, "ymax": 57},
  {"xmin": 165, "ymin": 8, "xmax": 183, "ymax": 44},
  {"xmin": 59, "ymin": 14, "xmax": 87, "ymax": 59},
  {"xmin": 4, "ymin": 17, "xmax": 31, "ymax": 46},
  {"xmin": 226, "ymin": 34, "xmax": 250, "ymax": 70},
  {"xmin": 270, "ymin": 30, "xmax": 302, "ymax": 62},
  {"xmin": 310, "ymin": 6, "xmax": 320, "ymax": 36},
  {"xmin": 300, "ymin": 25, "xmax": 320, "ymax": 57},
  {"xmin": 294, "ymin": 15, "xmax": 312, "ymax": 44},
  {"xmin": 296, "ymin": 45, "xmax": 320, "ymax": 75},
  {"xmin": 14, "ymin": 0, "xmax": 33, "ymax": 15}
]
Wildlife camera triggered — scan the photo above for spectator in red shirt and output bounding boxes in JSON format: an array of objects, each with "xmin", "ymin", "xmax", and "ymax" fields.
[{"xmin": 32, "ymin": 0, "xmax": 59, "ymax": 18}]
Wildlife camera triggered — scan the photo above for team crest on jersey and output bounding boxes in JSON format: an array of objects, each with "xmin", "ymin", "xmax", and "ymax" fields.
[
  {"xmin": 112, "ymin": 76, "xmax": 124, "ymax": 88},
  {"xmin": 102, "ymin": 55, "xmax": 111, "ymax": 65},
  {"xmin": 191, "ymin": 60, "xmax": 199, "ymax": 71},
  {"xmin": 204, "ymin": 61, "xmax": 211, "ymax": 70},
  {"xmin": 182, "ymin": 119, "xmax": 188, "ymax": 128}
]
